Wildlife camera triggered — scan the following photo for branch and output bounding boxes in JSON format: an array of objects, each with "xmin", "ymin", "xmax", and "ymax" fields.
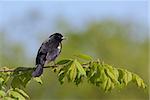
[
  {"xmin": 0, "ymin": 69, "xmax": 15, "ymax": 72},
  {"xmin": 0, "ymin": 65, "xmax": 58, "ymax": 72},
  {"xmin": 0, "ymin": 54, "xmax": 147, "ymax": 94},
  {"xmin": 0, "ymin": 63, "xmax": 90, "ymax": 72}
]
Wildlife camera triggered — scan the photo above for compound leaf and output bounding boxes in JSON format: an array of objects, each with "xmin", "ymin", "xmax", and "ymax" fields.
[{"xmin": 74, "ymin": 59, "xmax": 86, "ymax": 76}]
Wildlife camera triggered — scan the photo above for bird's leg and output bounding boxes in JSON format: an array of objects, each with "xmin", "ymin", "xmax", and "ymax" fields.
[{"xmin": 53, "ymin": 60, "xmax": 56, "ymax": 66}]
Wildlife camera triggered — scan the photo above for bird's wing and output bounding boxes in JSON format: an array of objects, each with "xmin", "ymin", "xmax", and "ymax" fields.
[
  {"xmin": 45, "ymin": 49, "xmax": 59, "ymax": 62},
  {"xmin": 36, "ymin": 39, "xmax": 49, "ymax": 65},
  {"xmin": 45, "ymin": 43, "xmax": 62, "ymax": 64}
]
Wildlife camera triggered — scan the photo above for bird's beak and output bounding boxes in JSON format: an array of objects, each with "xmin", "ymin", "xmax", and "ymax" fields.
[{"xmin": 62, "ymin": 36, "xmax": 67, "ymax": 40}]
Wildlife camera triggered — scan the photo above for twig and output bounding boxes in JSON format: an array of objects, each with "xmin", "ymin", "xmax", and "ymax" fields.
[
  {"xmin": 0, "ymin": 69, "xmax": 15, "ymax": 72},
  {"xmin": 0, "ymin": 65, "xmax": 59, "ymax": 72},
  {"xmin": 0, "ymin": 62, "xmax": 91, "ymax": 73}
]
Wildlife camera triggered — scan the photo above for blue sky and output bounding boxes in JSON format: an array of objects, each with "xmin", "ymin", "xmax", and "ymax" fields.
[
  {"xmin": 0, "ymin": 1, "xmax": 148, "ymax": 26},
  {"xmin": 0, "ymin": 1, "xmax": 148, "ymax": 58}
]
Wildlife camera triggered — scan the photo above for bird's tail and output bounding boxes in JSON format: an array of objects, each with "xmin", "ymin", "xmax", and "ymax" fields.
[{"xmin": 32, "ymin": 64, "xmax": 43, "ymax": 77}]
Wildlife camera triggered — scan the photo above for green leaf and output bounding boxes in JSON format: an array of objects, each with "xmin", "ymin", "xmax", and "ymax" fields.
[
  {"xmin": 0, "ymin": 78, "xmax": 4, "ymax": 89},
  {"xmin": 69, "ymin": 61, "xmax": 77, "ymax": 82},
  {"xmin": 88, "ymin": 63, "xmax": 101, "ymax": 85},
  {"xmin": 74, "ymin": 74, "xmax": 82, "ymax": 85},
  {"xmin": 0, "ymin": 67, "xmax": 11, "ymax": 85},
  {"xmin": 118, "ymin": 69, "xmax": 126, "ymax": 85},
  {"xmin": 0, "ymin": 78, "xmax": 4, "ymax": 84},
  {"xmin": 105, "ymin": 67, "xmax": 117, "ymax": 82},
  {"xmin": 3, "ymin": 97, "xmax": 15, "ymax": 100},
  {"xmin": 99, "ymin": 68, "xmax": 107, "ymax": 82},
  {"xmin": 74, "ymin": 59, "xmax": 86, "ymax": 76},
  {"xmin": 113, "ymin": 68, "xmax": 119, "ymax": 80},
  {"xmin": 56, "ymin": 59, "xmax": 71, "ymax": 65},
  {"xmin": 14, "ymin": 88, "xmax": 29, "ymax": 99},
  {"xmin": 11, "ymin": 77, "xmax": 22, "ymax": 89},
  {"xmin": 101, "ymin": 77, "xmax": 108, "ymax": 90},
  {"xmin": 133, "ymin": 74, "xmax": 146, "ymax": 88},
  {"xmin": 119, "ymin": 69, "xmax": 132, "ymax": 86},
  {"xmin": 58, "ymin": 72, "xmax": 65, "ymax": 84},
  {"xmin": 58, "ymin": 61, "xmax": 73, "ymax": 84},
  {"xmin": 8, "ymin": 90, "xmax": 25, "ymax": 100},
  {"xmin": 105, "ymin": 78, "xmax": 112, "ymax": 92},
  {"xmin": 0, "ymin": 90, "xmax": 6, "ymax": 97},
  {"xmin": 33, "ymin": 77, "xmax": 43, "ymax": 85},
  {"xmin": 11, "ymin": 68, "xmax": 32, "ymax": 89},
  {"xmin": 110, "ymin": 83, "xmax": 115, "ymax": 90},
  {"xmin": 122, "ymin": 70, "xmax": 128, "ymax": 85},
  {"xmin": 74, "ymin": 54, "xmax": 92, "ymax": 61},
  {"xmin": 124, "ymin": 70, "xmax": 132, "ymax": 85}
]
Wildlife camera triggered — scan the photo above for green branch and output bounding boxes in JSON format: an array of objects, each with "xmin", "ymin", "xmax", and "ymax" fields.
[
  {"xmin": 0, "ymin": 65, "xmax": 57, "ymax": 72},
  {"xmin": 0, "ymin": 54, "xmax": 147, "ymax": 99}
]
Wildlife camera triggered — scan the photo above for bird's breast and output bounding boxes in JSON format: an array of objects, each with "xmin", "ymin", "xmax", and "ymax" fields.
[
  {"xmin": 46, "ymin": 48, "xmax": 60, "ymax": 62},
  {"xmin": 57, "ymin": 45, "xmax": 61, "ymax": 50}
]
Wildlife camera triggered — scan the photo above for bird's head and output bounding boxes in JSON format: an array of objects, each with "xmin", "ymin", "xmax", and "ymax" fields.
[{"xmin": 49, "ymin": 33, "xmax": 66, "ymax": 42}]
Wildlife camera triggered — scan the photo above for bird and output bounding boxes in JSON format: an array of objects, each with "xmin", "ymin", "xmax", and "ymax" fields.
[{"xmin": 32, "ymin": 33, "xmax": 65, "ymax": 77}]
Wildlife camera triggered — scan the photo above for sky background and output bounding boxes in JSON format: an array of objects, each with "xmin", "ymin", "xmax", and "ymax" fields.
[
  {"xmin": 0, "ymin": 1, "xmax": 148, "ymax": 26},
  {"xmin": 0, "ymin": 1, "xmax": 148, "ymax": 58}
]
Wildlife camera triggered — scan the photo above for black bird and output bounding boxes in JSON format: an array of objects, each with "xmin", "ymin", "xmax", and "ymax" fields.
[{"xmin": 32, "ymin": 33, "xmax": 65, "ymax": 77}]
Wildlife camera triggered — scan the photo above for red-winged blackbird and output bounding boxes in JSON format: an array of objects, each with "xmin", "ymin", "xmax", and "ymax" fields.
[{"xmin": 32, "ymin": 33, "xmax": 65, "ymax": 77}]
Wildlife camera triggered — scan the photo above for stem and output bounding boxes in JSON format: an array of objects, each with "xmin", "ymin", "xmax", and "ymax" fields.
[
  {"xmin": 0, "ymin": 62, "xmax": 91, "ymax": 72},
  {"xmin": 0, "ymin": 65, "xmax": 58, "ymax": 72},
  {"xmin": 0, "ymin": 69, "xmax": 15, "ymax": 72}
]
